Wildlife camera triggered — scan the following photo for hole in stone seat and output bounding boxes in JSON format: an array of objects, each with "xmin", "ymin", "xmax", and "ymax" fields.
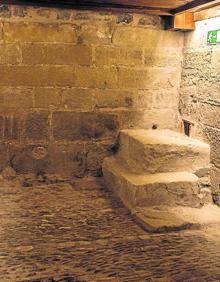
[{"xmin": 152, "ymin": 124, "xmax": 158, "ymax": 130}]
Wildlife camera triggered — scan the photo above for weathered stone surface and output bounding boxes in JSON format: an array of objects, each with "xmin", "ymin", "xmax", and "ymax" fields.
[
  {"xmin": 138, "ymin": 15, "xmax": 161, "ymax": 27},
  {"xmin": 116, "ymin": 13, "xmax": 133, "ymax": 24},
  {"xmin": 75, "ymin": 66, "xmax": 117, "ymax": 89},
  {"xmin": 95, "ymin": 46, "xmax": 143, "ymax": 66},
  {"xmin": 210, "ymin": 167, "xmax": 220, "ymax": 205},
  {"xmin": 204, "ymin": 126, "xmax": 220, "ymax": 168},
  {"xmin": 1, "ymin": 166, "xmax": 16, "ymax": 180},
  {"xmin": 0, "ymin": 116, "xmax": 3, "ymax": 139},
  {"xmin": 4, "ymin": 22, "xmax": 77, "ymax": 43},
  {"xmin": 9, "ymin": 141, "xmax": 112, "ymax": 177},
  {"xmin": 118, "ymin": 129, "xmax": 210, "ymax": 174},
  {"xmin": 180, "ymin": 26, "xmax": 220, "ymax": 202},
  {"xmin": 61, "ymin": 88, "xmax": 94, "ymax": 111},
  {"xmin": 86, "ymin": 141, "xmax": 113, "ymax": 176},
  {"xmin": 10, "ymin": 143, "xmax": 86, "ymax": 177},
  {"xmin": 118, "ymin": 109, "xmax": 179, "ymax": 130},
  {"xmin": 103, "ymin": 129, "xmax": 212, "ymax": 220},
  {"xmin": 0, "ymin": 5, "xmax": 11, "ymax": 17},
  {"xmin": 93, "ymin": 89, "xmax": 135, "ymax": 109},
  {"xmin": 0, "ymin": 115, "xmax": 21, "ymax": 140},
  {"xmin": 144, "ymin": 47, "xmax": 182, "ymax": 67},
  {"xmin": 22, "ymin": 44, "xmax": 92, "ymax": 66},
  {"xmin": 133, "ymin": 205, "xmax": 220, "ymax": 232},
  {"xmin": 104, "ymin": 157, "xmax": 202, "ymax": 209},
  {"xmin": 103, "ymin": 154, "xmax": 212, "ymax": 209},
  {"xmin": 195, "ymin": 166, "xmax": 211, "ymax": 178},
  {"xmin": 56, "ymin": 10, "xmax": 71, "ymax": 21},
  {"xmin": 52, "ymin": 112, "xmax": 119, "ymax": 141},
  {"xmin": 211, "ymin": 47, "xmax": 220, "ymax": 71},
  {"xmin": 0, "ymin": 66, "xmax": 77, "ymax": 86},
  {"xmin": 0, "ymin": 44, "xmax": 21, "ymax": 65},
  {"xmin": 13, "ymin": 6, "xmax": 28, "ymax": 17},
  {"xmin": 34, "ymin": 88, "xmax": 61, "ymax": 109},
  {"xmin": 117, "ymin": 67, "xmax": 180, "ymax": 89},
  {"xmin": 25, "ymin": 112, "xmax": 49, "ymax": 141},
  {"xmin": 0, "ymin": 8, "xmax": 184, "ymax": 177},
  {"xmin": 0, "ymin": 143, "xmax": 9, "ymax": 170},
  {"xmin": 44, "ymin": 143, "xmax": 87, "ymax": 177},
  {"xmin": 0, "ymin": 87, "xmax": 33, "ymax": 109},
  {"xmin": 113, "ymin": 27, "xmax": 183, "ymax": 48},
  {"xmin": 78, "ymin": 23, "xmax": 112, "ymax": 45}
]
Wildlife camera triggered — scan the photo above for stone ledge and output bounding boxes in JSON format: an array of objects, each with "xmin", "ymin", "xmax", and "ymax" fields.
[{"xmin": 132, "ymin": 204, "xmax": 220, "ymax": 233}]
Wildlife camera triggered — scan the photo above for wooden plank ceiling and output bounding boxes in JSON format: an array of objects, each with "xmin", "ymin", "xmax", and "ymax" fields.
[{"xmin": 0, "ymin": 0, "xmax": 219, "ymax": 15}]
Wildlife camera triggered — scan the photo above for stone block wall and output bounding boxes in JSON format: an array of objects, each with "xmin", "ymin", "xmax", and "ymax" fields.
[
  {"xmin": 180, "ymin": 15, "xmax": 220, "ymax": 203},
  {"xmin": 0, "ymin": 5, "xmax": 183, "ymax": 177}
]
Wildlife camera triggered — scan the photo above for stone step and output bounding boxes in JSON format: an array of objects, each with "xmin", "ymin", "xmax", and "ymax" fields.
[
  {"xmin": 132, "ymin": 205, "xmax": 220, "ymax": 233},
  {"xmin": 118, "ymin": 129, "xmax": 210, "ymax": 174},
  {"xmin": 103, "ymin": 156, "xmax": 212, "ymax": 210}
]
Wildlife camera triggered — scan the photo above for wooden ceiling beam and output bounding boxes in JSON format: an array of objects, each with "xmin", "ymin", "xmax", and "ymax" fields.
[
  {"xmin": 0, "ymin": 0, "xmax": 172, "ymax": 15},
  {"xmin": 170, "ymin": 0, "xmax": 220, "ymax": 14},
  {"xmin": 72, "ymin": 0, "xmax": 192, "ymax": 9}
]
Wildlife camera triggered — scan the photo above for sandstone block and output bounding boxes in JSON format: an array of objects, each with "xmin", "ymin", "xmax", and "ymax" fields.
[
  {"xmin": 78, "ymin": 23, "xmax": 112, "ymax": 45},
  {"xmin": 10, "ymin": 144, "xmax": 45, "ymax": 174},
  {"xmin": 210, "ymin": 166, "xmax": 220, "ymax": 205},
  {"xmin": 133, "ymin": 205, "xmax": 220, "ymax": 232},
  {"xmin": 2, "ymin": 87, "xmax": 33, "ymax": 109},
  {"xmin": 0, "ymin": 66, "xmax": 76, "ymax": 86},
  {"xmin": 9, "ymin": 143, "xmax": 87, "ymax": 177},
  {"xmin": 138, "ymin": 15, "xmax": 161, "ymax": 27},
  {"xmin": 0, "ymin": 116, "xmax": 3, "ymax": 139},
  {"xmin": 118, "ymin": 109, "xmax": 179, "ymax": 130},
  {"xmin": 46, "ymin": 143, "xmax": 87, "ymax": 177},
  {"xmin": 1, "ymin": 115, "xmax": 21, "ymax": 140},
  {"xmin": 118, "ymin": 129, "xmax": 210, "ymax": 174},
  {"xmin": 93, "ymin": 89, "xmax": 134, "ymax": 109},
  {"xmin": 75, "ymin": 66, "xmax": 117, "ymax": 89},
  {"xmin": 22, "ymin": 44, "xmax": 92, "ymax": 66},
  {"xmin": 144, "ymin": 47, "xmax": 182, "ymax": 67},
  {"xmin": 117, "ymin": 67, "xmax": 180, "ymax": 89},
  {"xmin": 95, "ymin": 46, "xmax": 143, "ymax": 66},
  {"xmin": 0, "ymin": 44, "xmax": 21, "ymax": 65},
  {"xmin": 86, "ymin": 141, "xmax": 113, "ymax": 176},
  {"xmin": 204, "ymin": 126, "xmax": 220, "ymax": 168},
  {"xmin": 34, "ymin": 88, "xmax": 62, "ymax": 109},
  {"xmin": 136, "ymin": 89, "xmax": 178, "ymax": 109},
  {"xmin": 61, "ymin": 88, "xmax": 94, "ymax": 111},
  {"xmin": 0, "ymin": 143, "xmax": 9, "ymax": 171},
  {"xmin": 25, "ymin": 112, "xmax": 49, "ymax": 141},
  {"xmin": 113, "ymin": 28, "xmax": 183, "ymax": 48},
  {"xmin": 113, "ymin": 27, "xmax": 158, "ymax": 47},
  {"xmin": 0, "ymin": 23, "xmax": 2, "ymax": 41},
  {"xmin": 52, "ymin": 112, "xmax": 119, "ymax": 141},
  {"xmin": 4, "ymin": 22, "xmax": 77, "ymax": 43},
  {"xmin": 103, "ymin": 156, "xmax": 202, "ymax": 209}
]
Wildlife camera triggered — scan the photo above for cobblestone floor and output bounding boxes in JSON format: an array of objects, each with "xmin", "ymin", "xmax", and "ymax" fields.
[{"xmin": 1, "ymin": 176, "xmax": 220, "ymax": 281}]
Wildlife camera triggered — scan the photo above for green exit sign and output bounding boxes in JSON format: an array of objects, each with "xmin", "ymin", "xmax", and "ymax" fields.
[{"xmin": 207, "ymin": 30, "xmax": 220, "ymax": 45}]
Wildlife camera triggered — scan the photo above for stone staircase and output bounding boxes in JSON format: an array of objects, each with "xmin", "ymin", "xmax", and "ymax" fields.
[{"xmin": 103, "ymin": 129, "xmax": 220, "ymax": 232}]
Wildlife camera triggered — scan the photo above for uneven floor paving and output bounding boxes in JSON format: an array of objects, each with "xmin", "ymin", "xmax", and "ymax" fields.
[{"xmin": 1, "ymin": 176, "xmax": 220, "ymax": 281}]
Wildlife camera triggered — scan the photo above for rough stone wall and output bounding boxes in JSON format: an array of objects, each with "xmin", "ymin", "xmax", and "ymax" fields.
[
  {"xmin": 180, "ymin": 15, "xmax": 220, "ymax": 203},
  {"xmin": 0, "ymin": 5, "xmax": 183, "ymax": 177}
]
